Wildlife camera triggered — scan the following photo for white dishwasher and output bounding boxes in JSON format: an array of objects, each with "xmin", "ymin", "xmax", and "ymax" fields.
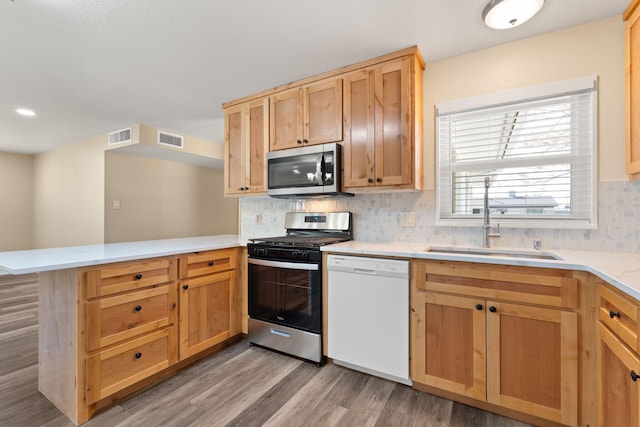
[{"xmin": 327, "ymin": 254, "xmax": 411, "ymax": 385}]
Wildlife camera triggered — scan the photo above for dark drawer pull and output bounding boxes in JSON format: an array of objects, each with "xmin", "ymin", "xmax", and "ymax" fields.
[
  {"xmin": 489, "ymin": 306, "xmax": 497, "ymax": 313},
  {"xmin": 610, "ymin": 310, "xmax": 621, "ymax": 319},
  {"xmin": 134, "ymin": 273, "xmax": 143, "ymax": 280},
  {"xmin": 134, "ymin": 305, "xmax": 142, "ymax": 312},
  {"xmin": 475, "ymin": 304, "xmax": 483, "ymax": 311},
  {"xmin": 208, "ymin": 261, "xmax": 214, "ymax": 266},
  {"xmin": 632, "ymin": 370, "xmax": 639, "ymax": 382},
  {"xmin": 367, "ymin": 178, "xmax": 374, "ymax": 183},
  {"xmin": 134, "ymin": 352, "xmax": 142, "ymax": 359},
  {"xmin": 182, "ymin": 284, "xmax": 189, "ymax": 290}
]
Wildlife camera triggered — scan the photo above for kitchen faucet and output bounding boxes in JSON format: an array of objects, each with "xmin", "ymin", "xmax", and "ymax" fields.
[{"xmin": 483, "ymin": 177, "xmax": 501, "ymax": 248}]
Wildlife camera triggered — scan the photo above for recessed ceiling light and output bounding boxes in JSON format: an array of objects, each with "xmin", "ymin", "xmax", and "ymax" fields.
[{"xmin": 16, "ymin": 108, "xmax": 36, "ymax": 117}]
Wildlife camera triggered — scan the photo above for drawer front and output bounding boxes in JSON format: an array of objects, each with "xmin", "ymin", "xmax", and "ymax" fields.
[
  {"xmin": 85, "ymin": 258, "xmax": 177, "ymax": 298},
  {"xmin": 87, "ymin": 285, "xmax": 177, "ymax": 351},
  {"xmin": 413, "ymin": 260, "xmax": 577, "ymax": 309},
  {"xmin": 597, "ymin": 284, "xmax": 640, "ymax": 353},
  {"xmin": 86, "ymin": 327, "xmax": 177, "ymax": 404},
  {"xmin": 180, "ymin": 248, "xmax": 237, "ymax": 279}
]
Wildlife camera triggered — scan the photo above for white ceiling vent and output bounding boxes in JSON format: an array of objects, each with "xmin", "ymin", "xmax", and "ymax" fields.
[
  {"xmin": 158, "ymin": 131, "xmax": 184, "ymax": 149},
  {"xmin": 108, "ymin": 128, "xmax": 132, "ymax": 145}
]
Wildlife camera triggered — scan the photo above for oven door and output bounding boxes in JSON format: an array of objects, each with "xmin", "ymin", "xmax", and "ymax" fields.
[{"xmin": 248, "ymin": 258, "xmax": 321, "ymax": 333}]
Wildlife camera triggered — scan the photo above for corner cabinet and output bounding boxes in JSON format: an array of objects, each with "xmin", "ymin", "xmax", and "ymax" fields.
[
  {"xmin": 625, "ymin": 0, "xmax": 640, "ymax": 176},
  {"xmin": 411, "ymin": 260, "xmax": 578, "ymax": 426},
  {"xmin": 224, "ymin": 98, "xmax": 269, "ymax": 196},
  {"xmin": 595, "ymin": 281, "xmax": 640, "ymax": 426},
  {"xmin": 270, "ymin": 78, "xmax": 343, "ymax": 151},
  {"xmin": 343, "ymin": 55, "xmax": 424, "ymax": 191}
]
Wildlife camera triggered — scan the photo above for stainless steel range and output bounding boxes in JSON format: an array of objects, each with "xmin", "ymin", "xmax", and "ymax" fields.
[{"xmin": 247, "ymin": 211, "xmax": 352, "ymax": 365}]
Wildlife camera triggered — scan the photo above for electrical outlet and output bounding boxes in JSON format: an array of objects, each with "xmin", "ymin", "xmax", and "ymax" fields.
[{"xmin": 400, "ymin": 212, "xmax": 416, "ymax": 227}]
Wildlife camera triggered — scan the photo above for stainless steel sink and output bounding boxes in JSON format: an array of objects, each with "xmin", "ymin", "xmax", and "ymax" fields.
[{"xmin": 424, "ymin": 246, "xmax": 562, "ymax": 260}]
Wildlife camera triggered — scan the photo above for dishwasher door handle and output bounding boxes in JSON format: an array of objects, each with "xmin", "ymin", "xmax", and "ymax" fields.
[{"xmin": 353, "ymin": 268, "xmax": 377, "ymax": 275}]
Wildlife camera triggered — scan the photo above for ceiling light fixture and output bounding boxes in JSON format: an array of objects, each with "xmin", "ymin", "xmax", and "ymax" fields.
[
  {"xmin": 482, "ymin": 0, "xmax": 545, "ymax": 30},
  {"xmin": 16, "ymin": 108, "xmax": 36, "ymax": 117}
]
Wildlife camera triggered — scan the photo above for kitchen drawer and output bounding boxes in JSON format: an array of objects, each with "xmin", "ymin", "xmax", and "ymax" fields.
[
  {"xmin": 597, "ymin": 283, "xmax": 640, "ymax": 353},
  {"xmin": 179, "ymin": 248, "xmax": 237, "ymax": 279},
  {"xmin": 87, "ymin": 284, "xmax": 177, "ymax": 352},
  {"xmin": 413, "ymin": 260, "xmax": 578, "ymax": 309},
  {"xmin": 86, "ymin": 327, "xmax": 178, "ymax": 404},
  {"xmin": 85, "ymin": 258, "xmax": 177, "ymax": 299}
]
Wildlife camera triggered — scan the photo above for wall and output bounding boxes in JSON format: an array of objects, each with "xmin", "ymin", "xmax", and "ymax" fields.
[
  {"xmin": 240, "ymin": 16, "xmax": 640, "ymax": 253},
  {"xmin": 0, "ymin": 152, "xmax": 33, "ymax": 251},
  {"xmin": 104, "ymin": 151, "xmax": 238, "ymax": 243},
  {"xmin": 32, "ymin": 134, "xmax": 106, "ymax": 249}
]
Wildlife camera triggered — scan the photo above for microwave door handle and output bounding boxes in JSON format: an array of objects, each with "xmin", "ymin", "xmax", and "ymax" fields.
[{"xmin": 320, "ymin": 155, "xmax": 326, "ymax": 184}]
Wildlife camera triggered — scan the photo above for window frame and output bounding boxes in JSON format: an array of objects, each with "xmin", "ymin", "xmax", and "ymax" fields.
[{"xmin": 435, "ymin": 76, "xmax": 598, "ymax": 229}]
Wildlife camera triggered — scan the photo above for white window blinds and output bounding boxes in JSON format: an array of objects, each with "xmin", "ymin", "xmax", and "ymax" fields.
[{"xmin": 436, "ymin": 77, "xmax": 597, "ymax": 227}]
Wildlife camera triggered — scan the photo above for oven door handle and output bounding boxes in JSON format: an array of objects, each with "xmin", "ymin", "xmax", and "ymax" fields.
[{"xmin": 248, "ymin": 258, "xmax": 319, "ymax": 271}]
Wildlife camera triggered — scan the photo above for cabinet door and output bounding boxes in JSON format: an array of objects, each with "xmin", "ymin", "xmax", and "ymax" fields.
[
  {"xmin": 373, "ymin": 58, "xmax": 412, "ymax": 187},
  {"xmin": 179, "ymin": 270, "xmax": 237, "ymax": 359},
  {"xmin": 597, "ymin": 322, "xmax": 640, "ymax": 427},
  {"xmin": 247, "ymin": 98, "xmax": 269, "ymax": 193},
  {"xmin": 411, "ymin": 291, "xmax": 487, "ymax": 401},
  {"xmin": 627, "ymin": 0, "xmax": 640, "ymax": 175},
  {"xmin": 486, "ymin": 301, "xmax": 577, "ymax": 426},
  {"xmin": 304, "ymin": 78, "xmax": 343, "ymax": 145},
  {"xmin": 224, "ymin": 104, "xmax": 246, "ymax": 195},
  {"xmin": 343, "ymin": 69, "xmax": 375, "ymax": 188},
  {"xmin": 270, "ymin": 88, "xmax": 303, "ymax": 151}
]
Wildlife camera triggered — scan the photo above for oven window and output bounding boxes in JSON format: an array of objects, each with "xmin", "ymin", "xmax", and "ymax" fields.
[{"xmin": 248, "ymin": 262, "xmax": 321, "ymax": 333}]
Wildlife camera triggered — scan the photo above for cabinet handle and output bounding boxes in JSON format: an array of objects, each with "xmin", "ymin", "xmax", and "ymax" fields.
[
  {"xmin": 376, "ymin": 178, "xmax": 382, "ymax": 183},
  {"xmin": 489, "ymin": 306, "xmax": 497, "ymax": 313},
  {"xmin": 208, "ymin": 261, "xmax": 215, "ymax": 266},
  {"xmin": 610, "ymin": 310, "xmax": 621, "ymax": 319},
  {"xmin": 297, "ymin": 139, "xmax": 302, "ymax": 144},
  {"xmin": 303, "ymin": 139, "xmax": 308, "ymax": 144},
  {"xmin": 134, "ymin": 352, "xmax": 142, "ymax": 359},
  {"xmin": 367, "ymin": 178, "xmax": 374, "ymax": 183},
  {"xmin": 182, "ymin": 284, "xmax": 189, "ymax": 290},
  {"xmin": 475, "ymin": 304, "xmax": 483, "ymax": 311},
  {"xmin": 632, "ymin": 370, "xmax": 640, "ymax": 382},
  {"xmin": 134, "ymin": 305, "xmax": 142, "ymax": 312},
  {"xmin": 134, "ymin": 273, "xmax": 143, "ymax": 280}
]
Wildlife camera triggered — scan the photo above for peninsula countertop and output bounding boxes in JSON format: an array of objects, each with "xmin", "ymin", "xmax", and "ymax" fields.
[
  {"xmin": 0, "ymin": 235, "xmax": 244, "ymax": 275},
  {"xmin": 321, "ymin": 241, "xmax": 640, "ymax": 301}
]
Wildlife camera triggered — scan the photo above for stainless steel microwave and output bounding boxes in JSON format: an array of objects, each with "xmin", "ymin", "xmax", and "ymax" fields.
[{"xmin": 266, "ymin": 143, "xmax": 352, "ymax": 198}]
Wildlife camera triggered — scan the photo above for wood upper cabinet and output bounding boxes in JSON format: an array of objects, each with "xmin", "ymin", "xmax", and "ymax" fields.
[
  {"xmin": 410, "ymin": 260, "xmax": 578, "ymax": 426},
  {"xmin": 625, "ymin": 0, "xmax": 640, "ymax": 176},
  {"xmin": 178, "ymin": 248, "xmax": 239, "ymax": 360},
  {"xmin": 224, "ymin": 98, "xmax": 269, "ymax": 196},
  {"xmin": 270, "ymin": 78, "xmax": 343, "ymax": 151},
  {"xmin": 343, "ymin": 56, "xmax": 423, "ymax": 191}
]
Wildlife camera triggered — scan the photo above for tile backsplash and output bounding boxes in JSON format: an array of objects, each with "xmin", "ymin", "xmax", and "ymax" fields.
[{"xmin": 240, "ymin": 180, "xmax": 640, "ymax": 253}]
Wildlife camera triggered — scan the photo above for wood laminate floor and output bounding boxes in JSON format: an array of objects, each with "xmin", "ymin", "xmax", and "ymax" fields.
[{"xmin": 0, "ymin": 274, "xmax": 533, "ymax": 427}]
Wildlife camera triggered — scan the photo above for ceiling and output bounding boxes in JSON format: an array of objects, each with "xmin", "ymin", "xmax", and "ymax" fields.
[{"xmin": 0, "ymin": 0, "xmax": 630, "ymax": 155}]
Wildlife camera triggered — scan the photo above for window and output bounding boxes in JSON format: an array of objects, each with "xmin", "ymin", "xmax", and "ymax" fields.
[{"xmin": 436, "ymin": 76, "xmax": 597, "ymax": 228}]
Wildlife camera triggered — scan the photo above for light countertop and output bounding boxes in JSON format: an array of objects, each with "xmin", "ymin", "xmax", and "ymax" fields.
[
  {"xmin": 0, "ymin": 235, "xmax": 244, "ymax": 275},
  {"xmin": 321, "ymin": 241, "xmax": 640, "ymax": 301}
]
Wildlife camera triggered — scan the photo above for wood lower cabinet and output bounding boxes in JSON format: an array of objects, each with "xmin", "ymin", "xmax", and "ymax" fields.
[
  {"xmin": 270, "ymin": 77, "xmax": 343, "ymax": 151},
  {"xmin": 178, "ymin": 248, "xmax": 240, "ymax": 360},
  {"xmin": 411, "ymin": 260, "xmax": 578, "ymax": 426},
  {"xmin": 37, "ymin": 248, "xmax": 242, "ymax": 426},
  {"xmin": 224, "ymin": 97, "xmax": 268, "ymax": 196},
  {"xmin": 625, "ymin": 0, "xmax": 640, "ymax": 175},
  {"xmin": 595, "ymin": 281, "xmax": 640, "ymax": 426}
]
